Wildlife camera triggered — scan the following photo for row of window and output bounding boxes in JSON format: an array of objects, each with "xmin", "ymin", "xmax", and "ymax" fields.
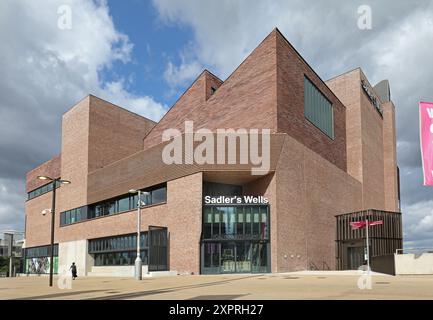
[
  {"xmin": 88, "ymin": 233, "xmax": 148, "ymax": 253},
  {"xmin": 25, "ymin": 244, "xmax": 58, "ymax": 258},
  {"xmin": 27, "ymin": 181, "xmax": 61, "ymax": 200},
  {"xmin": 304, "ymin": 75, "xmax": 334, "ymax": 139},
  {"xmin": 94, "ymin": 250, "xmax": 148, "ymax": 266},
  {"xmin": 90, "ymin": 233, "xmax": 150, "ymax": 267},
  {"xmin": 60, "ymin": 184, "xmax": 167, "ymax": 226},
  {"xmin": 203, "ymin": 206, "xmax": 269, "ymax": 240}
]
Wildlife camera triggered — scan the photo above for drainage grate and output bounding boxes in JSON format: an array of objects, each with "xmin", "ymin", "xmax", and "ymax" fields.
[
  {"xmin": 284, "ymin": 277, "xmax": 299, "ymax": 279},
  {"xmin": 375, "ymin": 282, "xmax": 390, "ymax": 285}
]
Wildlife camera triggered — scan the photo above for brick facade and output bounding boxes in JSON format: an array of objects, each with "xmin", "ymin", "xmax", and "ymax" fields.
[{"xmin": 24, "ymin": 28, "xmax": 400, "ymax": 274}]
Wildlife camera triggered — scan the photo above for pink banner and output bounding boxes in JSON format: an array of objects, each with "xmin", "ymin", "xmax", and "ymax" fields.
[{"xmin": 420, "ymin": 102, "xmax": 433, "ymax": 186}]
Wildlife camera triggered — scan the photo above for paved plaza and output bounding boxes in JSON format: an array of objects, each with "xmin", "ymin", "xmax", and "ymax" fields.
[{"xmin": 1, "ymin": 272, "xmax": 433, "ymax": 300}]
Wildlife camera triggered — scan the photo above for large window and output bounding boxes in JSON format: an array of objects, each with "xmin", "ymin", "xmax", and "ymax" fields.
[
  {"xmin": 24, "ymin": 244, "xmax": 59, "ymax": 274},
  {"xmin": 25, "ymin": 244, "xmax": 58, "ymax": 258},
  {"xmin": 203, "ymin": 205, "xmax": 269, "ymax": 240},
  {"xmin": 89, "ymin": 233, "xmax": 148, "ymax": 266},
  {"xmin": 27, "ymin": 181, "xmax": 61, "ymax": 200},
  {"xmin": 304, "ymin": 76, "xmax": 334, "ymax": 139},
  {"xmin": 60, "ymin": 183, "xmax": 167, "ymax": 226}
]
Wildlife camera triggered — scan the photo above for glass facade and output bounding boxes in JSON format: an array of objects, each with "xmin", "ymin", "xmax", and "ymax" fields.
[
  {"xmin": 25, "ymin": 244, "xmax": 58, "ymax": 258},
  {"xmin": 89, "ymin": 233, "xmax": 148, "ymax": 266},
  {"xmin": 304, "ymin": 75, "xmax": 334, "ymax": 139},
  {"xmin": 24, "ymin": 244, "xmax": 59, "ymax": 274},
  {"xmin": 60, "ymin": 184, "xmax": 167, "ymax": 226},
  {"xmin": 93, "ymin": 251, "xmax": 147, "ymax": 266},
  {"xmin": 27, "ymin": 181, "xmax": 61, "ymax": 200},
  {"xmin": 201, "ymin": 205, "xmax": 270, "ymax": 274}
]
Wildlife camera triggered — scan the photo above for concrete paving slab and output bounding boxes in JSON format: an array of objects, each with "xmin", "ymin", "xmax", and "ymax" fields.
[{"xmin": 1, "ymin": 273, "xmax": 432, "ymax": 300}]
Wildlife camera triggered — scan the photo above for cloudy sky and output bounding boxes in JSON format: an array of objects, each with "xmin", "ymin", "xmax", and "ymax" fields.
[{"xmin": 0, "ymin": 0, "xmax": 432, "ymax": 248}]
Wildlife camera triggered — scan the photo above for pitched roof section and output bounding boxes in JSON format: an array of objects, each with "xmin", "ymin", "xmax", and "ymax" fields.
[
  {"xmin": 142, "ymin": 29, "xmax": 279, "ymax": 150},
  {"xmin": 143, "ymin": 70, "xmax": 222, "ymax": 149}
]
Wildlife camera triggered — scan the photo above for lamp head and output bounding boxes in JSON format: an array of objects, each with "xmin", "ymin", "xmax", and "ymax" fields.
[{"xmin": 37, "ymin": 176, "xmax": 52, "ymax": 181}]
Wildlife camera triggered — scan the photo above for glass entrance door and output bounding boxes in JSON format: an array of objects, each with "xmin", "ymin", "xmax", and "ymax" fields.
[
  {"xmin": 201, "ymin": 241, "xmax": 269, "ymax": 274},
  {"xmin": 221, "ymin": 242, "xmax": 236, "ymax": 273},
  {"xmin": 235, "ymin": 242, "xmax": 252, "ymax": 272}
]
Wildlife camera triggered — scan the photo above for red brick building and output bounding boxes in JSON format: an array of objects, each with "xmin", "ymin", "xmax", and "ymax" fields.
[{"xmin": 23, "ymin": 29, "xmax": 401, "ymax": 276}]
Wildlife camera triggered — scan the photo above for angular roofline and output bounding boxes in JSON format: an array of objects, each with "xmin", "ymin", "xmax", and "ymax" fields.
[
  {"xmin": 326, "ymin": 67, "xmax": 393, "ymax": 106},
  {"xmin": 26, "ymin": 154, "xmax": 61, "ymax": 176},
  {"xmin": 273, "ymin": 27, "xmax": 348, "ymax": 109},
  {"xmin": 141, "ymin": 69, "xmax": 221, "ymax": 143},
  {"xmin": 325, "ymin": 67, "xmax": 361, "ymax": 82},
  {"xmin": 88, "ymin": 94, "xmax": 157, "ymax": 125},
  {"xmin": 62, "ymin": 94, "xmax": 157, "ymax": 125}
]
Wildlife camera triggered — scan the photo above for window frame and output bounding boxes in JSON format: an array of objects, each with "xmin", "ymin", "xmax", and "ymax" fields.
[{"xmin": 304, "ymin": 75, "xmax": 335, "ymax": 140}]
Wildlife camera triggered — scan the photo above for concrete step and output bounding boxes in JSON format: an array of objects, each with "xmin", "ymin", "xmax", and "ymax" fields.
[
  {"xmin": 88, "ymin": 265, "xmax": 148, "ymax": 277},
  {"xmin": 87, "ymin": 265, "xmax": 178, "ymax": 278},
  {"xmin": 144, "ymin": 271, "xmax": 178, "ymax": 278}
]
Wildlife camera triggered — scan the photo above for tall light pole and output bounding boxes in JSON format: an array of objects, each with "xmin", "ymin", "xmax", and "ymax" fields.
[
  {"xmin": 37, "ymin": 176, "xmax": 70, "ymax": 287},
  {"xmin": 129, "ymin": 189, "xmax": 150, "ymax": 280}
]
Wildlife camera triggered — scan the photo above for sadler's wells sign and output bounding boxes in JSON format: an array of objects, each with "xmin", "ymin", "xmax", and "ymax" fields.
[{"xmin": 204, "ymin": 196, "xmax": 269, "ymax": 205}]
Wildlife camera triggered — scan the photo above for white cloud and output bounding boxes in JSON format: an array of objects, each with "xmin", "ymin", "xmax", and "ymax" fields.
[
  {"xmin": 164, "ymin": 60, "xmax": 202, "ymax": 92},
  {"xmin": 403, "ymin": 200, "xmax": 433, "ymax": 248},
  {"xmin": 98, "ymin": 80, "xmax": 167, "ymax": 121},
  {"xmin": 151, "ymin": 0, "xmax": 433, "ymax": 248},
  {"xmin": 0, "ymin": 0, "xmax": 166, "ymax": 231}
]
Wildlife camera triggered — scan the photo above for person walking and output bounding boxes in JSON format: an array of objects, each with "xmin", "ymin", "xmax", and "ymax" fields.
[{"xmin": 69, "ymin": 262, "xmax": 77, "ymax": 280}]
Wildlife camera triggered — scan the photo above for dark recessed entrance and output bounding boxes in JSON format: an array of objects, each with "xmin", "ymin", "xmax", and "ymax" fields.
[{"xmin": 148, "ymin": 226, "xmax": 168, "ymax": 272}]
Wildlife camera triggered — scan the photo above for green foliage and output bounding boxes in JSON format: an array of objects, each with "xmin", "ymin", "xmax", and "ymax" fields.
[
  {"xmin": 0, "ymin": 257, "xmax": 9, "ymax": 273},
  {"xmin": 0, "ymin": 256, "xmax": 21, "ymax": 273}
]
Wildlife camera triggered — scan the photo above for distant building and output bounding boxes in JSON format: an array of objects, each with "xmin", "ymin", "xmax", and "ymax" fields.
[
  {"xmin": 0, "ymin": 232, "xmax": 24, "ymax": 258},
  {"xmin": 23, "ymin": 28, "xmax": 402, "ymax": 276}
]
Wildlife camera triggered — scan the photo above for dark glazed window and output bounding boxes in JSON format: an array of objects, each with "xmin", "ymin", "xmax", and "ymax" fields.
[
  {"xmin": 118, "ymin": 197, "xmax": 129, "ymax": 212},
  {"xmin": 151, "ymin": 187, "xmax": 167, "ymax": 204},
  {"xmin": 60, "ymin": 183, "xmax": 167, "ymax": 226},
  {"xmin": 304, "ymin": 75, "xmax": 334, "ymax": 139},
  {"xmin": 202, "ymin": 206, "xmax": 269, "ymax": 240}
]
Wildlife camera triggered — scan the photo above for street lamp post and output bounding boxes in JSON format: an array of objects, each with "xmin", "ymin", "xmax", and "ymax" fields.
[
  {"xmin": 129, "ymin": 189, "xmax": 150, "ymax": 280},
  {"xmin": 37, "ymin": 176, "xmax": 70, "ymax": 287}
]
